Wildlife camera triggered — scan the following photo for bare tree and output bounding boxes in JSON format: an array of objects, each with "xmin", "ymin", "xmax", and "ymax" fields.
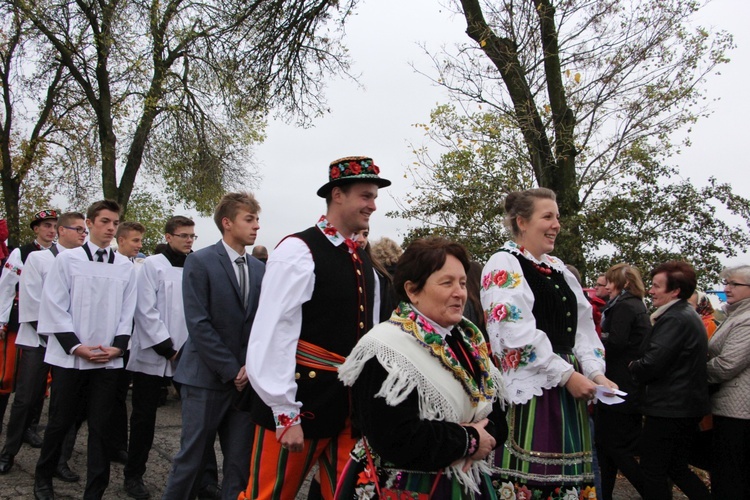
[
  {"xmin": 0, "ymin": 3, "xmax": 93, "ymax": 246},
  {"xmin": 10, "ymin": 0, "xmax": 357, "ymax": 215},
  {"xmin": 413, "ymin": 0, "xmax": 734, "ymax": 272}
]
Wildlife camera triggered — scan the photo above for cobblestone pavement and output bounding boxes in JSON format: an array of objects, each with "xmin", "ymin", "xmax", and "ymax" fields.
[{"xmin": 0, "ymin": 390, "xmax": 700, "ymax": 499}]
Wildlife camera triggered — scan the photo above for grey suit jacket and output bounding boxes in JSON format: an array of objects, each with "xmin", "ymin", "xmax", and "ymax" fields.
[{"xmin": 174, "ymin": 240, "xmax": 264, "ymax": 391}]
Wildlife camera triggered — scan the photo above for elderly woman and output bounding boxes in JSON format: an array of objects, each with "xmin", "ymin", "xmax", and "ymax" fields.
[
  {"xmin": 481, "ymin": 188, "xmax": 614, "ymax": 499},
  {"xmin": 597, "ymin": 263, "xmax": 649, "ymax": 499},
  {"xmin": 335, "ymin": 238, "xmax": 507, "ymax": 499},
  {"xmin": 707, "ymin": 265, "xmax": 750, "ymax": 498},
  {"xmin": 629, "ymin": 261, "xmax": 710, "ymax": 500}
]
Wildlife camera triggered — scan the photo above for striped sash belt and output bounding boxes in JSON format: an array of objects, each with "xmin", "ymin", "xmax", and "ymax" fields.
[{"xmin": 295, "ymin": 340, "xmax": 346, "ymax": 372}]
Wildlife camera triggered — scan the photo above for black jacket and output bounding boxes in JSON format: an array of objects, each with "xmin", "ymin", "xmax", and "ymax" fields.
[
  {"xmin": 629, "ymin": 300, "xmax": 710, "ymax": 418},
  {"xmin": 601, "ymin": 291, "xmax": 651, "ymax": 413}
]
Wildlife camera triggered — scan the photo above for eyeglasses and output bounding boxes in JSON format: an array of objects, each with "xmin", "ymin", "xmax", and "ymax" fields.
[
  {"xmin": 62, "ymin": 226, "xmax": 89, "ymax": 235},
  {"xmin": 595, "ymin": 283, "xmax": 607, "ymax": 287},
  {"xmin": 721, "ymin": 279, "xmax": 750, "ymax": 288},
  {"xmin": 170, "ymin": 233, "xmax": 198, "ymax": 240}
]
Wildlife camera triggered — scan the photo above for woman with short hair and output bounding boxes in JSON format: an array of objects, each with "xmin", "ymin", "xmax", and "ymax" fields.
[
  {"xmin": 335, "ymin": 237, "xmax": 507, "ymax": 499},
  {"xmin": 629, "ymin": 261, "xmax": 710, "ymax": 500},
  {"xmin": 707, "ymin": 264, "xmax": 750, "ymax": 498}
]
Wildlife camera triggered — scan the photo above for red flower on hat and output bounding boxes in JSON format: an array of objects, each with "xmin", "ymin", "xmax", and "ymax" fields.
[
  {"xmin": 370, "ymin": 164, "xmax": 380, "ymax": 174},
  {"xmin": 330, "ymin": 166, "xmax": 341, "ymax": 179},
  {"xmin": 349, "ymin": 161, "xmax": 362, "ymax": 175}
]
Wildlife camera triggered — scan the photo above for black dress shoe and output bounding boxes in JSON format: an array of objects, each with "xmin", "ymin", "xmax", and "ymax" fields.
[
  {"xmin": 34, "ymin": 478, "xmax": 55, "ymax": 500},
  {"xmin": 124, "ymin": 477, "xmax": 151, "ymax": 499},
  {"xmin": 0, "ymin": 452, "xmax": 14, "ymax": 474},
  {"xmin": 197, "ymin": 483, "xmax": 221, "ymax": 500},
  {"xmin": 23, "ymin": 427, "xmax": 44, "ymax": 448},
  {"xmin": 53, "ymin": 463, "xmax": 80, "ymax": 482}
]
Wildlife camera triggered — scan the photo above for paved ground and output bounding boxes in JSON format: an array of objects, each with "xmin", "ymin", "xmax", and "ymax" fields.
[{"xmin": 0, "ymin": 389, "xmax": 704, "ymax": 499}]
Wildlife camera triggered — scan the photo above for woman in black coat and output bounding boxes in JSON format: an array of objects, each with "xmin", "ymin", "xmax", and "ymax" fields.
[
  {"xmin": 596, "ymin": 263, "xmax": 650, "ymax": 500},
  {"xmin": 629, "ymin": 261, "xmax": 710, "ymax": 500}
]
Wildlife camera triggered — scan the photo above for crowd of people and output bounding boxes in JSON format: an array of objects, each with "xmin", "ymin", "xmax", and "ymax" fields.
[{"xmin": 0, "ymin": 157, "xmax": 747, "ymax": 500}]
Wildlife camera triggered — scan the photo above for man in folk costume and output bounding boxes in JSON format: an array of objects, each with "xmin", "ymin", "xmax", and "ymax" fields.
[
  {"xmin": 33, "ymin": 200, "xmax": 137, "ymax": 500},
  {"xmin": 123, "ymin": 216, "xmax": 194, "ymax": 499},
  {"xmin": 163, "ymin": 193, "xmax": 265, "ymax": 500},
  {"xmin": 240, "ymin": 156, "xmax": 390, "ymax": 500},
  {"xmin": 0, "ymin": 213, "xmax": 87, "ymax": 479},
  {"xmin": 0, "ymin": 209, "xmax": 58, "ymax": 442}
]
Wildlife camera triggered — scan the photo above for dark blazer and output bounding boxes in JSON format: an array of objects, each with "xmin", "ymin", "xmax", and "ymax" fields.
[
  {"xmin": 174, "ymin": 240, "xmax": 264, "ymax": 391},
  {"xmin": 629, "ymin": 299, "xmax": 710, "ymax": 418}
]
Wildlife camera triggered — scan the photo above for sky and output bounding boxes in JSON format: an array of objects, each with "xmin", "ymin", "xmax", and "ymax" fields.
[{"xmin": 183, "ymin": 0, "xmax": 750, "ymax": 267}]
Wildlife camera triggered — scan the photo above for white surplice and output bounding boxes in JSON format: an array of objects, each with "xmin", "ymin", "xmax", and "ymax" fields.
[
  {"xmin": 127, "ymin": 253, "xmax": 187, "ymax": 377},
  {"xmin": 17, "ymin": 243, "xmax": 66, "ymax": 347},
  {"xmin": 38, "ymin": 242, "xmax": 137, "ymax": 370}
]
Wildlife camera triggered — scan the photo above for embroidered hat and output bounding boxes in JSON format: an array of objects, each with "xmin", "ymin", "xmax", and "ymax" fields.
[
  {"xmin": 29, "ymin": 209, "xmax": 59, "ymax": 229},
  {"xmin": 316, "ymin": 156, "xmax": 392, "ymax": 198}
]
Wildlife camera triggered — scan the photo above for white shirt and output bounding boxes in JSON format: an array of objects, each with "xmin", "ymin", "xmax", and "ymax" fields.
[
  {"xmin": 17, "ymin": 243, "xmax": 67, "ymax": 347},
  {"xmin": 246, "ymin": 221, "xmax": 381, "ymax": 424},
  {"xmin": 480, "ymin": 242, "xmax": 605, "ymax": 405},
  {"xmin": 128, "ymin": 253, "xmax": 188, "ymax": 377},
  {"xmin": 38, "ymin": 241, "xmax": 137, "ymax": 370},
  {"xmin": 0, "ymin": 241, "xmax": 50, "ymax": 324}
]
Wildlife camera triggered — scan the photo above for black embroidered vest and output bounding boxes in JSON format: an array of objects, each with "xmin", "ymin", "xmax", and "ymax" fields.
[
  {"xmin": 251, "ymin": 226, "xmax": 375, "ymax": 438},
  {"xmin": 506, "ymin": 250, "xmax": 578, "ymax": 354}
]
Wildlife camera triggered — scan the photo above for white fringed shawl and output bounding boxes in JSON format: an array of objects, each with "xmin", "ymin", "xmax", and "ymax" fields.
[{"xmin": 339, "ymin": 320, "xmax": 507, "ymax": 493}]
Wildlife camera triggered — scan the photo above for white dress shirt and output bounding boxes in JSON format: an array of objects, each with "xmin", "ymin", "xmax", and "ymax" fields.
[{"xmin": 246, "ymin": 222, "xmax": 381, "ymax": 424}]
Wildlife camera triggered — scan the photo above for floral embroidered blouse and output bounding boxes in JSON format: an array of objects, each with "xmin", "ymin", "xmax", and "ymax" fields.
[{"xmin": 480, "ymin": 242, "xmax": 605, "ymax": 405}]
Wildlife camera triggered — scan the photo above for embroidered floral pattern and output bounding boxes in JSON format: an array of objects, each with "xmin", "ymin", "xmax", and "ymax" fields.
[
  {"xmin": 391, "ymin": 302, "xmax": 496, "ymax": 405},
  {"xmin": 498, "ymin": 345, "xmax": 536, "ymax": 373},
  {"xmin": 503, "ymin": 241, "xmax": 564, "ymax": 276},
  {"xmin": 492, "ymin": 482, "xmax": 590, "ymax": 500},
  {"xmin": 316, "ymin": 216, "xmax": 359, "ymax": 256},
  {"xmin": 486, "ymin": 302, "xmax": 523, "ymax": 324},
  {"xmin": 329, "ymin": 157, "xmax": 380, "ymax": 181},
  {"xmin": 579, "ymin": 486, "xmax": 597, "ymax": 499},
  {"xmin": 3, "ymin": 262, "xmax": 21, "ymax": 275},
  {"xmin": 354, "ymin": 470, "xmax": 377, "ymax": 499},
  {"xmin": 482, "ymin": 269, "xmax": 523, "ymax": 290},
  {"xmin": 274, "ymin": 411, "xmax": 299, "ymax": 428}
]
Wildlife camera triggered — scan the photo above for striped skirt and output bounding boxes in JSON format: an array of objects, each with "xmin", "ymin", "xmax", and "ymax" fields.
[{"xmin": 491, "ymin": 355, "xmax": 597, "ymax": 500}]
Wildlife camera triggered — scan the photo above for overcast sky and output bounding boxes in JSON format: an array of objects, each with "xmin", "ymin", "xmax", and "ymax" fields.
[{"xmin": 185, "ymin": 0, "xmax": 749, "ymax": 267}]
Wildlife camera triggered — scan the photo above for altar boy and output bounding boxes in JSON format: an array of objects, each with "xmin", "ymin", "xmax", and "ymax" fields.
[{"xmin": 33, "ymin": 200, "xmax": 138, "ymax": 500}]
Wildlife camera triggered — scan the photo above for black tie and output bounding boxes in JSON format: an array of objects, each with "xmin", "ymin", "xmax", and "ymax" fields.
[
  {"xmin": 235, "ymin": 256, "xmax": 247, "ymax": 309},
  {"xmin": 96, "ymin": 249, "xmax": 107, "ymax": 262}
]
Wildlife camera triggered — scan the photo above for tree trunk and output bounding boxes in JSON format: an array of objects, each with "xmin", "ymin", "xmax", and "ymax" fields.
[{"xmin": 460, "ymin": 0, "xmax": 587, "ymax": 273}]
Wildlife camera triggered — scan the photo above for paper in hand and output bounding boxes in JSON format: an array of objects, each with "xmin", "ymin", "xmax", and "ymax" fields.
[{"xmin": 595, "ymin": 385, "xmax": 627, "ymax": 405}]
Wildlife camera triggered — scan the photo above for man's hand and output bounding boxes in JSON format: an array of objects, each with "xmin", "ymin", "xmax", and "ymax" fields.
[
  {"xmin": 73, "ymin": 345, "xmax": 122, "ymax": 363},
  {"xmin": 234, "ymin": 365, "xmax": 248, "ymax": 392},
  {"xmin": 276, "ymin": 424, "xmax": 304, "ymax": 453}
]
